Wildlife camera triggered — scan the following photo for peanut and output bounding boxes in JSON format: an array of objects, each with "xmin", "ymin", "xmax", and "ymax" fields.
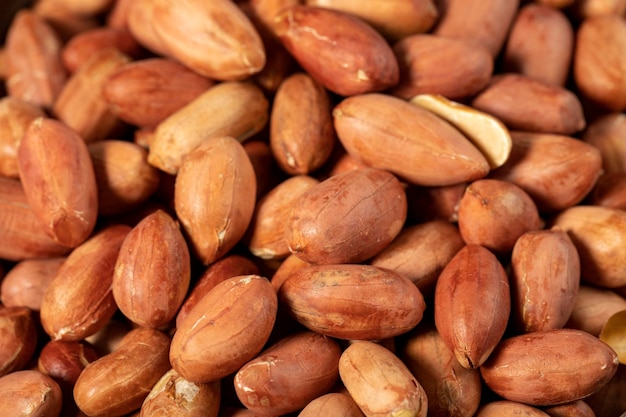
[{"xmin": 1, "ymin": 2, "xmax": 626, "ymax": 417}]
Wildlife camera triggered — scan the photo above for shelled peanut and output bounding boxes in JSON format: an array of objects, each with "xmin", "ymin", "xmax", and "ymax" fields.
[{"xmin": 2, "ymin": 0, "xmax": 626, "ymax": 416}]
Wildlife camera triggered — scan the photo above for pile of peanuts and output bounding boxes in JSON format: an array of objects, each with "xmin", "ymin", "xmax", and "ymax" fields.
[{"xmin": 1, "ymin": 0, "xmax": 626, "ymax": 416}]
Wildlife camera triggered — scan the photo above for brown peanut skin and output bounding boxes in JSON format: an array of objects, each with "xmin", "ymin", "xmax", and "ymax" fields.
[
  {"xmin": 566, "ymin": 285, "xmax": 626, "ymax": 336},
  {"xmin": 279, "ymin": 264, "xmax": 425, "ymax": 340},
  {"xmin": 174, "ymin": 136, "xmax": 257, "ymax": 265},
  {"xmin": 17, "ymin": 117, "xmax": 98, "ymax": 248},
  {"xmin": 333, "ymin": 93, "xmax": 489, "ymax": 187},
  {"xmin": 391, "ymin": 34, "xmax": 493, "ymax": 100},
  {"xmin": 4, "ymin": 10, "xmax": 67, "ymax": 108},
  {"xmin": 0, "ymin": 177, "xmax": 71, "ymax": 261},
  {"xmin": 471, "ymin": 74, "xmax": 586, "ymax": 135},
  {"xmin": 298, "ymin": 392, "xmax": 365, "ymax": 417},
  {"xmin": 510, "ymin": 229, "xmax": 580, "ymax": 333},
  {"xmin": 31, "ymin": 0, "xmax": 101, "ymax": 42},
  {"xmin": 74, "ymin": 327, "xmax": 172, "ymax": 417},
  {"xmin": 402, "ymin": 325, "xmax": 482, "ymax": 417},
  {"xmin": 457, "ymin": 179, "xmax": 541, "ymax": 254},
  {"xmin": 305, "ymin": 0, "xmax": 438, "ymax": 41},
  {"xmin": 0, "ymin": 370, "xmax": 63, "ymax": 417},
  {"xmin": 38, "ymin": 340, "xmax": 100, "ymax": 388},
  {"xmin": 140, "ymin": 369, "xmax": 220, "ymax": 417},
  {"xmin": 112, "ymin": 210, "xmax": 190, "ymax": 328},
  {"xmin": 126, "ymin": 0, "xmax": 170, "ymax": 56},
  {"xmin": 52, "ymin": 48, "xmax": 130, "ymax": 143},
  {"xmin": 43, "ymin": 0, "xmax": 114, "ymax": 18},
  {"xmin": 151, "ymin": 0, "xmax": 266, "ymax": 81},
  {"xmin": 553, "ymin": 205, "xmax": 626, "ymax": 288},
  {"xmin": 371, "ymin": 220, "xmax": 465, "ymax": 299},
  {"xmin": 274, "ymin": 5, "xmax": 399, "ymax": 96},
  {"xmin": 61, "ymin": 27, "xmax": 141, "ymax": 74},
  {"xmin": 88, "ymin": 140, "xmax": 161, "ymax": 217},
  {"xmin": 574, "ymin": 15, "xmax": 626, "ymax": 112},
  {"xmin": 148, "ymin": 80, "xmax": 269, "ymax": 175},
  {"xmin": 175, "ymin": 254, "xmax": 260, "ymax": 328},
  {"xmin": 480, "ymin": 329, "xmax": 619, "ymax": 406},
  {"xmin": 234, "ymin": 331, "xmax": 342, "ymax": 415},
  {"xmin": 434, "ymin": 245, "xmax": 511, "ymax": 369},
  {"xmin": 245, "ymin": 0, "xmax": 300, "ymax": 36},
  {"xmin": 286, "ymin": 168, "xmax": 407, "ymax": 265},
  {"xmin": 103, "ymin": 58, "xmax": 215, "ymax": 129},
  {"xmin": 503, "ymin": 4, "xmax": 574, "ymax": 87},
  {"xmin": 40, "ymin": 224, "xmax": 131, "ymax": 341},
  {"xmin": 491, "ymin": 131, "xmax": 603, "ymax": 213},
  {"xmin": 0, "ymin": 256, "xmax": 65, "ymax": 311},
  {"xmin": 0, "ymin": 97, "xmax": 45, "ymax": 178},
  {"xmin": 270, "ymin": 72, "xmax": 335, "ymax": 175},
  {"xmin": 339, "ymin": 341, "xmax": 428, "ymax": 417},
  {"xmin": 433, "ymin": 0, "xmax": 520, "ymax": 57},
  {"xmin": 582, "ymin": 113, "xmax": 626, "ymax": 175},
  {"xmin": 0, "ymin": 306, "xmax": 37, "ymax": 377},
  {"xmin": 170, "ymin": 275, "xmax": 278, "ymax": 383},
  {"xmin": 246, "ymin": 175, "xmax": 319, "ymax": 260}
]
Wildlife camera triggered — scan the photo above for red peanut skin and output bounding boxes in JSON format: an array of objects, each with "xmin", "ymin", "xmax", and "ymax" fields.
[
  {"xmin": 434, "ymin": 244, "xmax": 511, "ymax": 369},
  {"xmin": 112, "ymin": 209, "xmax": 191, "ymax": 328},
  {"xmin": 0, "ymin": 370, "xmax": 62, "ymax": 417},
  {"xmin": 279, "ymin": 263, "xmax": 425, "ymax": 340},
  {"xmin": 286, "ymin": 167, "xmax": 407, "ymax": 265},
  {"xmin": 74, "ymin": 327, "xmax": 172, "ymax": 417},
  {"xmin": 17, "ymin": 117, "xmax": 98, "ymax": 248},
  {"xmin": 234, "ymin": 331, "xmax": 341, "ymax": 415},
  {"xmin": 274, "ymin": 5, "xmax": 399, "ymax": 96},
  {"xmin": 170, "ymin": 275, "xmax": 278, "ymax": 383},
  {"xmin": 480, "ymin": 329, "xmax": 619, "ymax": 406},
  {"xmin": 40, "ymin": 224, "xmax": 131, "ymax": 342},
  {"xmin": 510, "ymin": 229, "xmax": 580, "ymax": 333},
  {"xmin": 333, "ymin": 94, "xmax": 489, "ymax": 187},
  {"xmin": 175, "ymin": 254, "xmax": 259, "ymax": 328}
]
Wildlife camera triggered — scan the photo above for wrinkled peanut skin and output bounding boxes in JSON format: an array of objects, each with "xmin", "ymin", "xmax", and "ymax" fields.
[
  {"xmin": 234, "ymin": 331, "xmax": 341, "ymax": 415},
  {"xmin": 480, "ymin": 329, "xmax": 619, "ymax": 406},
  {"xmin": 0, "ymin": 370, "xmax": 63, "ymax": 417},
  {"xmin": 17, "ymin": 117, "xmax": 99, "ymax": 247},
  {"xmin": 279, "ymin": 264, "xmax": 425, "ymax": 340},
  {"xmin": 286, "ymin": 168, "xmax": 407, "ymax": 265},
  {"xmin": 274, "ymin": 5, "xmax": 399, "ymax": 96},
  {"xmin": 170, "ymin": 276, "xmax": 278, "ymax": 383}
]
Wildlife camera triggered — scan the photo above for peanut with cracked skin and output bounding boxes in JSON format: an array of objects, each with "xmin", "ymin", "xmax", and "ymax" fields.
[
  {"xmin": 174, "ymin": 136, "xmax": 257, "ymax": 265},
  {"xmin": 0, "ymin": 370, "xmax": 63, "ymax": 417},
  {"xmin": 170, "ymin": 275, "xmax": 278, "ymax": 383},
  {"xmin": 286, "ymin": 167, "xmax": 407, "ymax": 265},
  {"xmin": 17, "ymin": 117, "xmax": 98, "ymax": 248}
]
